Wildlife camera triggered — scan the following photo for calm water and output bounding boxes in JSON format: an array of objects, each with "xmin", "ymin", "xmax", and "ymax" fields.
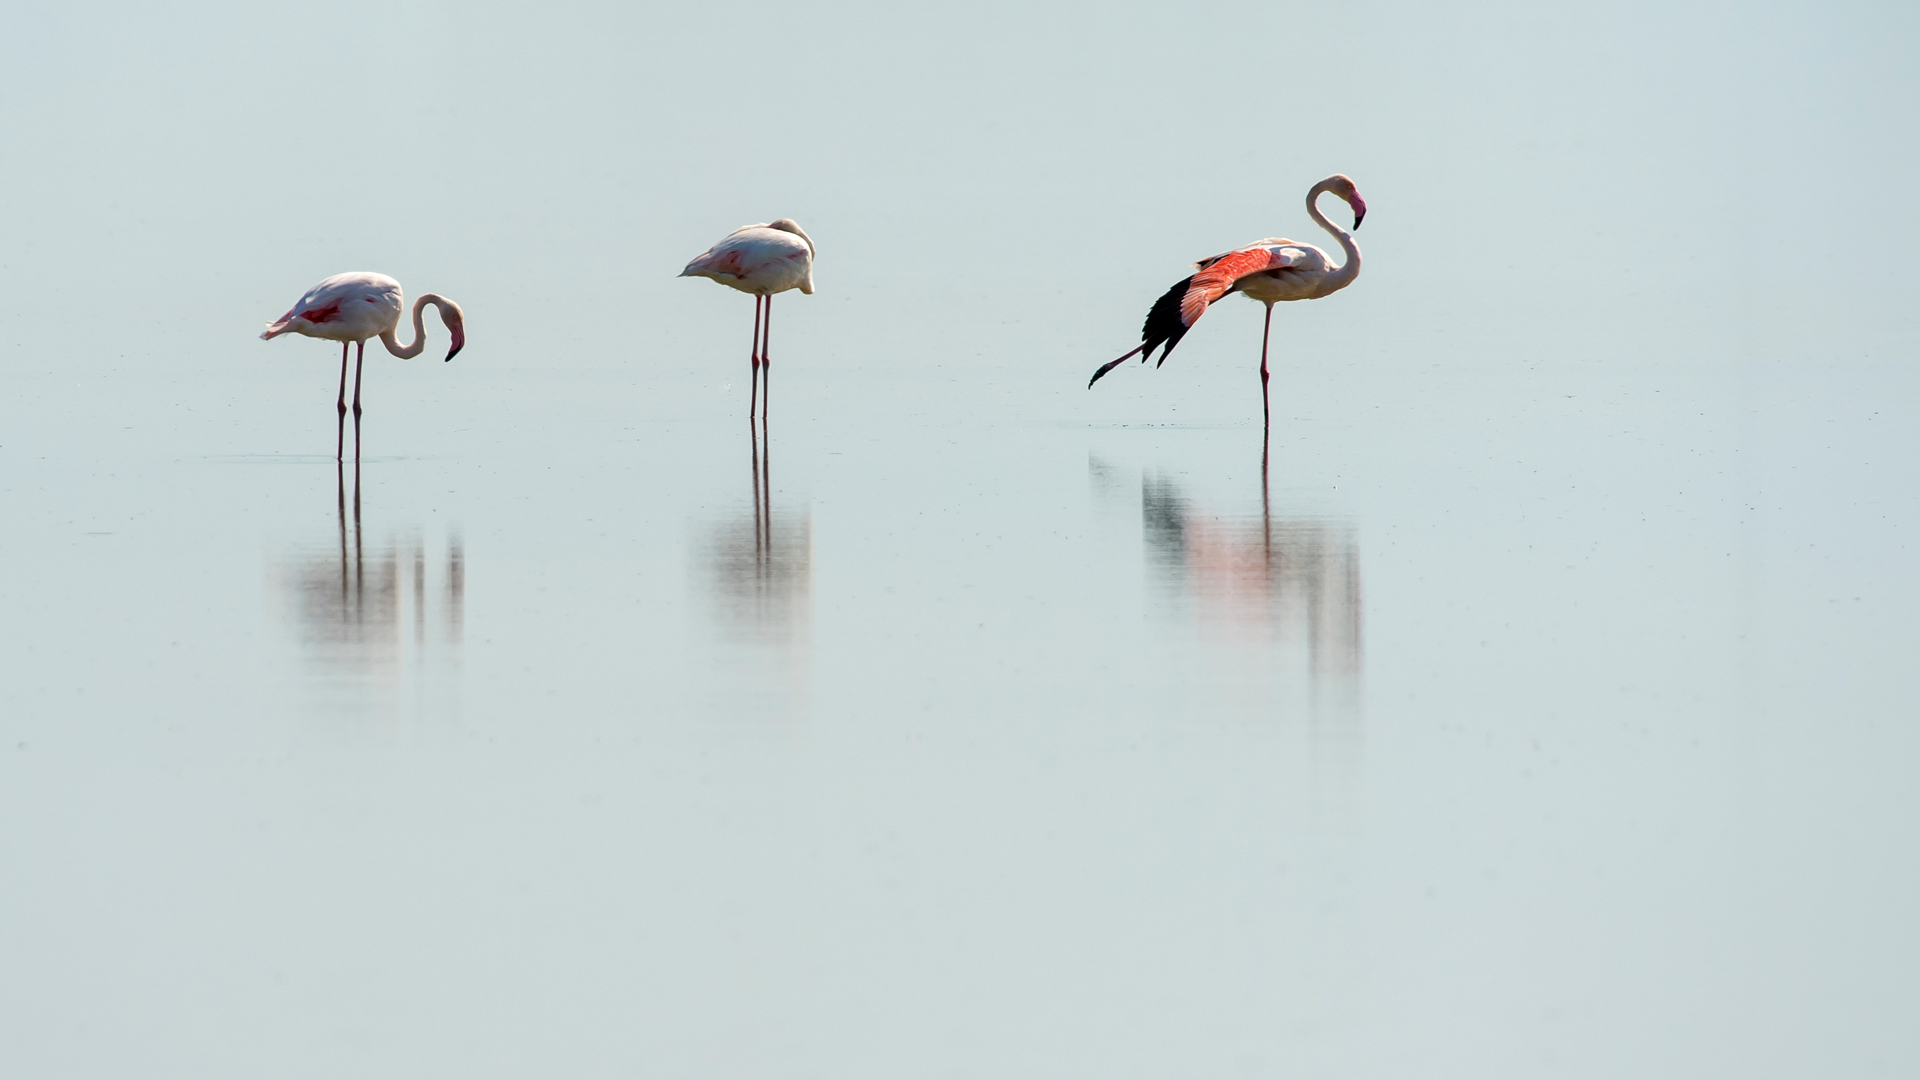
[{"xmin": 4, "ymin": 2, "xmax": 1919, "ymax": 1076}]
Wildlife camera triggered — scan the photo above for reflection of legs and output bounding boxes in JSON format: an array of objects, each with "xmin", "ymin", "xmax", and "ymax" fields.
[
  {"xmin": 762, "ymin": 295, "xmax": 772, "ymax": 421},
  {"xmin": 336, "ymin": 460, "xmax": 349, "ymax": 604},
  {"xmin": 749, "ymin": 295, "xmax": 763, "ymax": 419},
  {"xmin": 1259, "ymin": 303, "xmax": 1274, "ymax": 427},
  {"xmin": 760, "ymin": 416, "xmax": 772, "ymax": 553},
  {"xmin": 750, "ymin": 417, "xmax": 763, "ymax": 558},
  {"xmin": 352, "ymin": 454, "xmax": 364, "ymax": 610},
  {"xmin": 1260, "ymin": 425, "xmax": 1272, "ymax": 563}
]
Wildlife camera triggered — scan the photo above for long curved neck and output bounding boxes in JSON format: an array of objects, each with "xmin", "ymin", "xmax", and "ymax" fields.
[
  {"xmin": 1306, "ymin": 186, "xmax": 1361, "ymax": 292},
  {"xmin": 380, "ymin": 295, "xmax": 446, "ymax": 359}
]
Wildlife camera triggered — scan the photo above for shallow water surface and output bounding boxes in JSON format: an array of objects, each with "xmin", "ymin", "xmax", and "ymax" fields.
[{"xmin": 5, "ymin": 1, "xmax": 1920, "ymax": 1076}]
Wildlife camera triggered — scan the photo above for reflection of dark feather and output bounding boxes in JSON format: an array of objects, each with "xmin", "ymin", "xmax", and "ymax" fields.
[
  {"xmin": 1141, "ymin": 476, "xmax": 1188, "ymax": 573},
  {"xmin": 1140, "ymin": 477, "xmax": 1361, "ymax": 677}
]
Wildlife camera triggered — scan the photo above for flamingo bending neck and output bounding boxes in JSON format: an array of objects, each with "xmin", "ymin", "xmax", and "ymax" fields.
[{"xmin": 381, "ymin": 294, "xmax": 466, "ymax": 361}]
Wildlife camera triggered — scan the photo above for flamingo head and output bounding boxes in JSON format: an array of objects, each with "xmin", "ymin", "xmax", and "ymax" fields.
[
  {"xmin": 437, "ymin": 298, "xmax": 466, "ymax": 362},
  {"xmin": 766, "ymin": 217, "xmax": 815, "ymax": 256},
  {"xmin": 1323, "ymin": 174, "xmax": 1365, "ymax": 230}
]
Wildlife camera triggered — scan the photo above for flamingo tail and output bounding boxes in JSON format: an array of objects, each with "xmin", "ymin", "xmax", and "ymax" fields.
[{"xmin": 260, "ymin": 310, "xmax": 296, "ymax": 340}]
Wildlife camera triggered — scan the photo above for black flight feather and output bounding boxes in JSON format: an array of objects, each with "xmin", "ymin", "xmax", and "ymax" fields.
[{"xmin": 1142, "ymin": 274, "xmax": 1194, "ymax": 368}]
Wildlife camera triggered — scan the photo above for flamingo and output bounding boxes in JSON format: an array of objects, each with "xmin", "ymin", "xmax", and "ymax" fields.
[
  {"xmin": 260, "ymin": 271, "xmax": 466, "ymax": 436},
  {"xmin": 679, "ymin": 219, "xmax": 815, "ymax": 419},
  {"xmin": 1088, "ymin": 175, "xmax": 1366, "ymax": 425}
]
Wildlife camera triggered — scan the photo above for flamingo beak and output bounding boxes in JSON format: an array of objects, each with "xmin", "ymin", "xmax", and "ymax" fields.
[
  {"xmin": 1350, "ymin": 194, "xmax": 1367, "ymax": 230},
  {"xmin": 445, "ymin": 319, "xmax": 465, "ymax": 362}
]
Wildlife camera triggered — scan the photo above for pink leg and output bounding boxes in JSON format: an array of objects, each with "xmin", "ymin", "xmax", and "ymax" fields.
[
  {"xmin": 351, "ymin": 340, "xmax": 365, "ymax": 417},
  {"xmin": 334, "ymin": 343, "xmax": 350, "ymax": 460},
  {"xmin": 336, "ymin": 342, "xmax": 350, "ymax": 414},
  {"xmin": 762, "ymin": 294, "xmax": 771, "ymax": 421},
  {"xmin": 1259, "ymin": 303, "xmax": 1274, "ymax": 427},
  {"xmin": 749, "ymin": 295, "xmax": 763, "ymax": 419}
]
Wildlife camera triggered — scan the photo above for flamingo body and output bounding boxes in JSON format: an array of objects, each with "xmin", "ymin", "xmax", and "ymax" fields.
[
  {"xmin": 680, "ymin": 220, "xmax": 815, "ymax": 297},
  {"xmin": 680, "ymin": 218, "xmax": 817, "ymax": 419},
  {"xmin": 262, "ymin": 272, "xmax": 405, "ymax": 345},
  {"xmin": 1089, "ymin": 174, "xmax": 1366, "ymax": 423},
  {"xmin": 259, "ymin": 270, "xmax": 467, "ymax": 458},
  {"xmin": 261, "ymin": 271, "xmax": 465, "ymax": 360}
]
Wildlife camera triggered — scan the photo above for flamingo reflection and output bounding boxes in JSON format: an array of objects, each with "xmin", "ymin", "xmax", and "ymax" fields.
[
  {"xmin": 1124, "ymin": 437, "xmax": 1363, "ymax": 820},
  {"xmin": 275, "ymin": 460, "xmax": 464, "ymax": 702},
  {"xmin": 1136, "ymin": 437, "xmax": 1361, "ymax": 684},
  {"xmin": 704, "ymin": 420, "xmax": 811, "ymax": 644}
]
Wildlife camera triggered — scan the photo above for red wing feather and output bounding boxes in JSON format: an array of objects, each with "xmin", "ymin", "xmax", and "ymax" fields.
[{"xmin": 1178, "ymin": 248, "xmax": 1277, "ymax": 327}]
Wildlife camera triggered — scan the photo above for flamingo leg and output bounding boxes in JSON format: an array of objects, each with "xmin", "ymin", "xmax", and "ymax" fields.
[
  {"xmin": 1088, "ymin": 343, "xmax": 1148, "ymax": 388},
  {"xmin": 1259, "ymin": 303, "xmax": 1274, "ymax": 427},
  {"xmin": 351, "ymin": 340, "xmax": 366, "ymax": 417},
  {"xmin": 336, "ymin": 342, "xmax": 350, "ymax": 415},
  {"xmin": 749, "ymin": 294, "xmax": 763, "ymax": 419},
  {"xmin": 762, "ymin": 294, "xmax": 772, "ymax": 421}
]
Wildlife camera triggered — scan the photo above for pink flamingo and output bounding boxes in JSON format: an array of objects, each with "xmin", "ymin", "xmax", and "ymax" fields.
[
  {"xmin": 680, "ymin": 219, "xmax": 816, "ymax": 419},
  {"xmin": 261, "ymin": 271, "xmax": 466, "ymax": 423},
  {"xmin": 1089, "ymin": 175, "xmax": 1366, "ymax": 425}
]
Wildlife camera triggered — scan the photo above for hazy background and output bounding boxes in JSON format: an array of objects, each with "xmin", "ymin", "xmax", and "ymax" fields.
[{"xmin": 3, "ymin": 2, "xmax": 1917, "ymax": 1077}]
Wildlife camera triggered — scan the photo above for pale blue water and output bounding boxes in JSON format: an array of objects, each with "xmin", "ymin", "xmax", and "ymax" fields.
[{"xmin": 3, "ymin": 2, "xmax": 1918, "ymax": 1076}]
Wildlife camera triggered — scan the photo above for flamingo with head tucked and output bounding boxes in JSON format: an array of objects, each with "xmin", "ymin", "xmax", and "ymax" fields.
[
  {"xmin": 680, "ymin": 219, "xmax": 816, "ymax": 419},
  {"xmin": 261, "ymin": 271, "xmax": 466, "ymax": 438},
  {"xmin": 1089, "ymin": 175, "xmax": 1366, "ymax": 426}
]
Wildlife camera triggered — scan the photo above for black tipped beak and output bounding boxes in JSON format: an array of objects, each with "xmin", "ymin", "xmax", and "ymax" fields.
[
  {"xmin": 1353, "ymin": 208, "xmax": 1366, "ymax": 230},
  {"xmin": 444, "ymin": 345, "xmax": 463, "ymax": 362}
]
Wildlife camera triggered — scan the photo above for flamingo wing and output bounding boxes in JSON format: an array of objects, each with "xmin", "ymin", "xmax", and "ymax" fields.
[
  {"xmin": 1177, "ymin": 247, "xmax": 1307, "ymax": 328},
  {"xmin": 1088, "ymin": 245, "xmax": 1308, "ymax": 388},
  {"xmin": 682, "ymin": 227, "xmax": 809, "ymax": 281},
  {"xmin": 261, "ymin": 272, "xmax": 401, "ymax": 341},
  {"xmin": 1142, "ymin": 247, "xmax": 1307, "ymax": 368}
]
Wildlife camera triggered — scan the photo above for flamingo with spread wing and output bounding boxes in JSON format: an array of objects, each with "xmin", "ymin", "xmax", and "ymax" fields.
[{"xmin": 1089, "ymin": 175, "xmax": 1366, "ymax": 425}]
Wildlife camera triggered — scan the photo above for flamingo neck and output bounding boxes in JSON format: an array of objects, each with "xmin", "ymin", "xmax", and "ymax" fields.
[
  {"xmin": 380, "ymin": 295, "xmax": 445, "ymax": 359},
  {"xmin": 1306, "ymin": 185, "xmax": 1362, "ymax": 293}
]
